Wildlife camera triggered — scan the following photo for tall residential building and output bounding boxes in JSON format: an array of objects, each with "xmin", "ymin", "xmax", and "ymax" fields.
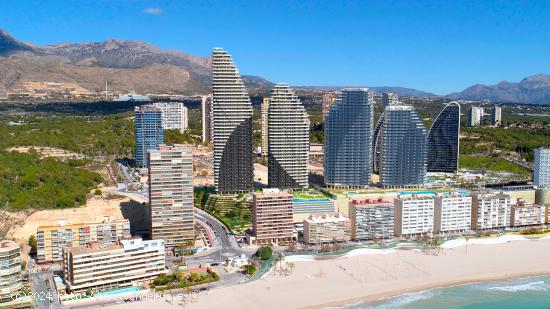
[
  {"xmin": 427, "ymin": 102, "xmax": 460, "ymax": 173},
  {"xmin": 152, "ymin": 102, "xmax": 189, "ymax": 133},
  {"xmin": 201, "ymin": 95, "xmax": 213, "ymax": 143},
  {"xmin": 510, "ymin": 199, "xmax": 546, "ymax": 227},
  {"xmin": 36, "ymin": 219, "xmax": 131, "ymax": 263},
  {"xmin": 63, "ymin": 238, "xmax": 165, "ymax": 294},
  {"xmin": 148, "ymin": 145, "xmax": 194, "ymax": 249},
  {"xmin": 135, "ymin": 105, "xmax": 164, "ymax": 167},
  {"xmin": 380, "ymin": 105, "xmax": 427, "ymax": 188},
  {"xmin": 373, "ymin": 93, "xmax": 399, "ymax": 173},
  {"xmin": 471, "ymin": 193, "xmax": 511, "ymax": 230},
  {"xmin": 252, "ymin": 189, "xmax": 293, "ymax": 245},
  {"xmin": 467, "ymin": 106, "xmax": 483, "ymax": 127},
  {"xmin": 324, "ymin": 88, "xmax": 374, "ymax": 188},
  {"xmin": 493, "ymin": 106, "xmax": 502, "ymax": 126},
  {"xmin": 381, "ymin": 92, "xmax": 399, "ymax": 109},
  {"xmin": 434, "ymin": 193, "xmax": 472, "ymax": 234},
  {"xmin": 212, "ymin": 48, "xmax": 254, "ymax": 194},
  {"xmin": 268, "ymin": 84, "xmax": 310, "ymax": 189},
  {"xmin": 349, "ymin": 199, "xmax": 394, "ymax": 240},
  {"xmin": 321, "ymin": 92, "xmax": 336, "ymax": 122},
  {"xmin": 261, "ymin": 97, "xmax": 269, "ymax": 157},
  {"xmin": 534, "ymin": 148, "xmax": 550, "ymax": 188},
  {"xmin": 394, "ymin": 194, "xmax": 435, "ymax": 237},
  {"xmin": 0, "ymin": 240, "xmax": 22, "ymax": 302},
  {"xmin": 303, "ymin": 213, "xmax": 351, "ymax": 244}
]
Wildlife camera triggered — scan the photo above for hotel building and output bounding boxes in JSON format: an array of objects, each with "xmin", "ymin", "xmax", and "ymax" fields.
[
  {"xmin": 268, "ymin": 84, "xmax": 310, "ymax": 189},
  {"xmin": 471, "ymin": 193, "xmax": 511, "ymax": 230},
  {"xmin": 252, "ymin": 189, "xmax": 293, "ymax": 245},
  {"xmin": 534, "ymin": 148, "xmax": 550, "ymax": 188},
  {"xmin": 212, "ymin": 48, "xmax": 254, "ymax": 194},
  {"xmin": 433, "ymin": 193, "xmax": 472, "ymax": 234},
  {"xmin": 349, "ymin": 199, "xmax": 394, "ymax": 240},
  {"xmin": 324, "ymin": 88, "xmax": 374, "ymax": 188},
  {"xmin": 201, "ymin": 95, "xmax": 213, "ymax": 143},
  {"xmin": 63, "ymin": 238, "xmax": 165, "ymax": 294},
  {"xmin": 152, "ymin": 102, "xmax": 189, "ymax": 133},
  {"xmin": 303, "ymin": 213, "xmax": 351, "ymax": 244},
  {"xmin": 510, "ymin": 199, "xmax": 546, "ymax": 227},
  {"xmin": 427, "ymin": 102, "xmax": 460, "ymax": 173},
  {"xmin": 36, "ymin": 219, "xmax": 131, "ymax": 263},
  {"xmin": 148, "ymin": 145, "xmax": 194, "ymax": 249},
  {"xmin": 135, "ymin": 105, "xmax": 164, "ymax": 167},
  {"xmin": 394, "ymin": 194, "xmax": 435, "ymax": 237},
  {"xmin": 0, "ymin": 241, "xmax": 22, "ymax": 302}
]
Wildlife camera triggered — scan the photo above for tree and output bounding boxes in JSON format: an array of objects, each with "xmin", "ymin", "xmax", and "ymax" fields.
[
  {"xmin": 28, "ymin": 235, "xmax": 37, "ymax": 251},
  {"xmin": 255, "ymin": 246, "xmax": 273, "ymax": 260}
]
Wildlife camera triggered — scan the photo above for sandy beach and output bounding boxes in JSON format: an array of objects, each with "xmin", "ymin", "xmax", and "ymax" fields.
[{"xmin": 108, "ymin": 236, "xmax": 550, "ymax": 309}]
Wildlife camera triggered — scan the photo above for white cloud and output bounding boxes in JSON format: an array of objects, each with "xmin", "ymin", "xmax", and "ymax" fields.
[{"xmin": 143, "ymin": 7, "xmax": 162, "ymax": 15}]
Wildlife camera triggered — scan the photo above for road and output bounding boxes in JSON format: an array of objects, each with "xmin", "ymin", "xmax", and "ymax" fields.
[{"xmin": 28, "ymin": 269, "xmax": 61, "ymax": 309}]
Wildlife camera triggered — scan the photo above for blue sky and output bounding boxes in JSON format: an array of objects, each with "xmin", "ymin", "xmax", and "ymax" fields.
[{"xmin": 1, "ymin": 0, "xmax": 549, "ymax": 94}]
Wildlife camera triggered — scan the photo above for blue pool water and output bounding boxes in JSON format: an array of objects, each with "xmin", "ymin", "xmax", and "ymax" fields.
[
  {"xmin": 293, "ymin": 198, "xmax": 330, "ymax": 202},
  {"xmin": 96, "ymin": 286, "xmax": 140, "ymax": 297},
  {"xmin": 331, "ymin": 276, "xmax": 550, "ymax": 308}
]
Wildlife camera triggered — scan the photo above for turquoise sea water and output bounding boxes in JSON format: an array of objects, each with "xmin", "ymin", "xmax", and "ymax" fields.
[{"xmin": 333, "ymin": 276, "xmax": 550, "ymax": 308}]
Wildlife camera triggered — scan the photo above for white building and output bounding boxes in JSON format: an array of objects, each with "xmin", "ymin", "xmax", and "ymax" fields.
[
  {"xmin": 468, "ymin": 106, "xmax": 483, "ymax": 127},
  {"xmin": 472, "ymin": 193, "xmax": 511, "ymax": 230},
  {"xmin": 434, "ymin": 193, "xmax": 472, "ymax": 234},
  {"xmin": 261, "ymin": 97, "xmax": 269, "ymax": 157},
  {"xmin": 534, "ymin": 148, "xmax": 550, "ymax": 188},
  {"xmin": 349, "ymin": 199, "xmax": 394, "ymax": 240},
  {"xmin": 0, "ymin": 240, "xmax": 22, "ymax": 302},
  {"xmin": 152, "ymin": 102, "xmax": 189, "ymax": 133},
  {"xmin": 63, "ymin": 238, "xmax": 165, "ymax": 294},
  {"xmin": 303, "ymin": 213, "xmax": 351, "ymax": 244},
  {"xmin": 394, "ymin": 194, "xmax": 435, "ymax": 237},
  {"xmin": 510, "ymin": 199, "xmax": 546, "ymax": 227},
  {"xmin": 493, "ymin": 106, "xmax": 502, "ymax": 126},
  {"xmin": 201, "ymin": 95, "xmax": 213, "ymax": 143}
]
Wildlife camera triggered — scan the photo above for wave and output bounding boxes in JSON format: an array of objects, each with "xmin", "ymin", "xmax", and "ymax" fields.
[
  {"xmin": 369, "ymin": 290, "xmax": 436, "ymax": 308},
  {"xmin": 487, "ymin": 280, "xmax": 549, "ymax": 292}
]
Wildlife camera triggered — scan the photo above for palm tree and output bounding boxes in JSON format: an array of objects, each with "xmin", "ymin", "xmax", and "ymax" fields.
[{"xmin": 287, "ymin": 262, "xmax": 295, "ymax": 274}]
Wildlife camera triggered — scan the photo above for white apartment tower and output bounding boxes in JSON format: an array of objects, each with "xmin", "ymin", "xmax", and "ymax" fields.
[
  {"xmin": 468, "ymin": 106, "xmax": 483, "ymax": 127},
  {"xmin": 201, "ymin": 95, "xmax": 213, "ymax": 143},
  {"xmin": 261, "ymin": 97, "xmax": 269, "ymax": 157},
  {"xmin": 394, "ymin": 194, "xmax": 435, "ymax": 237},
  {"xmin": 212, "ymin": 48, "xmax": 254, "ymax": 193},
  {"xmin": 0, "ymin": 240, "xmax": 22, "ymax": 302},
  {"xmin": 434, "ymin": 193, "xmax": 472, "ymax": 234},
  {"xmin": 148, "ymin": 145, "xmax": 194, "ymax": 249},
  {"xmin": 268, "ymin": 84, "xmax": 310, "ymax": 189},
  {"xmin": 152, "ymin": 102, "xmax": 189, "ymax": 133},
  {"xmin": 534, "ymin": 148, "xmax": 550, "ymax": 188},
  {"xmin": 493, "ymin": 106, "xmax": 502, "ymax": 126},
  {"xmin": 471, "ymin": 193, "xmax": 511, "ymax": 229}
]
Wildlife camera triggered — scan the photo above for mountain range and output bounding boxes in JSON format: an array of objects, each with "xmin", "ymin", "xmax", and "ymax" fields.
[{"xmin": 1, "ymin": 29, "xmax": 549, "ymax": 104}]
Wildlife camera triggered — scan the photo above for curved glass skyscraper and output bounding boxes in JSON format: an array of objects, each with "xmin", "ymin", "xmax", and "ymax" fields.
[
  {"xmin": 212, "ymin": 48, "xmax": 254, "ymax": 194},
  {"xmin": 324, "ymin": 88, "xmax": 373, "ymax": 188},
  {"xmin": 427, "ymin": 102, "xmax": 460, "ymax": 173},
  {"xmin": 380, "ymin": 105, "xmax": 427, "ymax": 188},
  {"xmin": 268, "ymin": 84, "xmax": 309, "ymax": 189}
]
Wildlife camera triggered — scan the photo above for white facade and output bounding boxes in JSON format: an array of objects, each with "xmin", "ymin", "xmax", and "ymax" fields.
[
  {"xmin": 63, "ymin": 238, "xmax": 165, "ymax": 294},
  {"xmin": 510, "ymin": 200, "xmax": 546, "ymax": 227},
  {"xmin": 394, "ymin": 195, "xmax": 435, "ymax": 236},
  {"xmin": 468, "ymin": 106, "xmax": 483, "ymax": 127},
  {"xmin": 152, "ymin": 102, "xmax": 188, "ymax": 133},
  {"xmin": 493, "ymin": 106, "xmax": 502, "ymax": 126},
  {"xmin": 261, "ymin": 97, "xmax": 269, "ymax": 157},
  {"xmin": 0, "ymin": 241, "xmax": 22, "ymax": 302},
  {"xmin": 472, "ymin": 193, "xmax": 511, "ymax": 229},
  {"xmin": 434, "ymin": 194, "xmax": 472, "ymax": 233},
  {"xmin": 534, "ymin": 148, "xmax": 550, "ymax": 188}
]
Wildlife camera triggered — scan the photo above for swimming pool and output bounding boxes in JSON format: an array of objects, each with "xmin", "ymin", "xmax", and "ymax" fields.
[{"xmin": 96, "ymin": 286, "xmax": 140, "ymax": 297}]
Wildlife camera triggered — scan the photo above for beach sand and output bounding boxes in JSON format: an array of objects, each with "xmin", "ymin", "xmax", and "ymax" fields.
[{"xmin": 108, "ymin": 237, "xmax": 550, "ymax": 309}]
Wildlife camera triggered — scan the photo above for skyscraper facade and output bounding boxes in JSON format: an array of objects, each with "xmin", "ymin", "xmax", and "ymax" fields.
[
  {"xmin": 534, "ymin": 148, "xmax": 550, "ymax": 188},
  {"xmin": 427, "ymin": 102, "xmax": 460, "ymax": 173},
  {"xmin": 152, "ymin": 102, "xmax": 188, "ymax": 133},
  {"xmin": 324, "ymin": 88, "xmax": 374, "ymax": 188},
  {"xmin": 380, "ymin": 105, "xmax": 427, "ymax": 188},
  {"xmin": 268, "ymin": 84, "xmax": 309, "ymax": 189},
  {"xmin": 261, "ymin": 97, "xmax": 269, "ymax": 158},
  {"xmin": 252, "ymin": 188, "xmax": 293, "ymax": 245},
  {"xmin": 201, "ymin": 95, "xmax": 213, "ymax": 143},
  {"xmin": 468, "ymin": 106, "xmax": 483, "ymax": 126},
  {"xmin": 148, "ymin": 145, "xmax": 194, "ymax": 249},
  {"xmin": 212, "ymin": 48, "xmax": 254, "ymax": 194},
  {"xmin": 135, "ymin": 105, "xmax": 164, "ymax": 167},
  {"xmin": 493, "ymin": 106, "xmax": 502, "ymax": 126},
  {"xmin": 373, "ymin": 92, "xmax": 399, "ymax": 173}
]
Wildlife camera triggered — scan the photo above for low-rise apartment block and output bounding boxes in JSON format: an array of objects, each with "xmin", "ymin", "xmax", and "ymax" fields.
[
  {"xmin": 434, "ymin": 193, "xmax": 472, "ymax": 234},
  {"xmin": 36, "ymin": 218, "xmax": 131, "ymax": 263},
  {"xmin": 0, "ymin": 240, "xmax": 22, "ymax": 302},
  {"xmin": 252, "ymin": 189, "xmax": 293, "ymax": 245},
  {"xmin": 63, "ymin": 238, "xmax": 165, "ymax": 294},
  {"xmin": 394, "ymin": 194, "xmax": 435, "ymax": 237},
  {"xmin": 510, "ymin": 199, "xmax": 546, "ymax": 227},
  {"xmin": 471, "ymin": 193, "xmax": 511, "ymax": 230},
  {"xmin": 303, "ymin": 213, "xmax": 351, "ymax": 244},
  {"xmin": 349, "ymin": 199, "xmax": 394, "ymax": 240}
]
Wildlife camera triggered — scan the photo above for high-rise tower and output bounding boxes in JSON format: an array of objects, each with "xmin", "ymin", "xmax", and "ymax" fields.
[
  {"xmin": 212, "ymin": 48, "xmax": 254, "ymax": 194},
  {"xmin": 201, "ymin": 95, "xmax": 213, "ymax": 143},
  {"xmin": 268, "ymin": 84, "xmax": 309, "ymax": 189},
  {"xmin": 135, "ymin": 105, "xmax": 164, "ymax": 167},
  {"xmin": 427, "ymin": 102, "xmax": 460, "ymax": 173},
  {"xmin": 261, "ymin": 97, "xmax": 269, "ymax": 158},
  {"xmin": 324, "ymin": 88, "xmax": 374, "ymax": 188}
]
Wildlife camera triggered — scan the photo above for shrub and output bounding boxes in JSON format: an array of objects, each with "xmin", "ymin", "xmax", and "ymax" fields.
[{"xmin": 255, "ymin": 246, "xmax": 273, "ymax": 260}]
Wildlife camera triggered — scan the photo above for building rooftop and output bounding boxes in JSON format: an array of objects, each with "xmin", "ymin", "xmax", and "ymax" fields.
[
  {"xmin": 350, "ymin": 198, "xmax": 392, "ymax": 206},
  {"xmin": 305, "ymin": 212, "xmax": 349, "ymax": 223},
  {"xmin": 0, "ymin": 240, "xmax": 20, "ymax": 250},
  {"xmin": 66, "ymin": 237, "xmax": 157, "ymax": 256}
]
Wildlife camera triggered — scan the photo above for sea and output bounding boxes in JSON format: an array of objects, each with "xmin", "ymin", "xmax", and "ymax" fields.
[{"xmin": 332, "ymin": 275, "xmax": 550, "ymax": 309}]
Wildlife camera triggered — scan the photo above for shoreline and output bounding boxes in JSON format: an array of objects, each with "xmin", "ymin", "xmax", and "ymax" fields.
[{"xmin": 306, "ymin": 271, "xmax": 550, "ymax": 309}]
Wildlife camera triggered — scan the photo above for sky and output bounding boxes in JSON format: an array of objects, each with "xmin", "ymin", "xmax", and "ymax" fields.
[{"xmin": 1, "ymin": 0, "xmax": 549, "ymax": 95}]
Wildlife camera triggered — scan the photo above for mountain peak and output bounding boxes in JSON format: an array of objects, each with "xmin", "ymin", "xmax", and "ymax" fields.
[{"xmin": 0, "ymin": 29, "xmax": 35, "ymax": 55}]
